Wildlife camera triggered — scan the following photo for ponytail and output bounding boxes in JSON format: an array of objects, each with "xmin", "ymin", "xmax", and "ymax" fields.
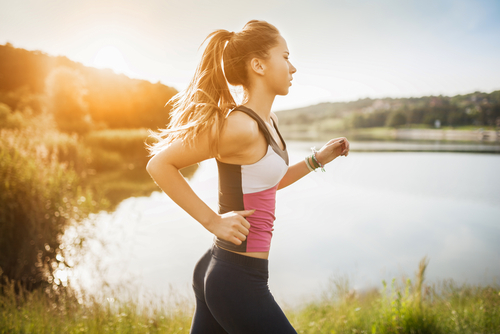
[{"xmin": 147, "ymin": 21, "xmax": 280, "ymax": 158}]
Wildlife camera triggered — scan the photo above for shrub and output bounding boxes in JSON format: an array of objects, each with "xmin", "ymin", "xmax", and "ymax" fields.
[
  {"xmin": 84, "ymin": 128, "xmax": 152, "ymax": 170},
  {"xmin": 45, "ymin": 66, "xmax": 93, "ymax": 135},
  {"xmin": 0, "ymin": 102, "xmax": 26, "ymax": 129},
  {"xmin": 0, "ymin": 128, "xmax": 104, "ymax": 290}
]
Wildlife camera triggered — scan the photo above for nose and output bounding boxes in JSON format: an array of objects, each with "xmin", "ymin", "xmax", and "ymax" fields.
[{"xmin": 290, "ymin": 62, "xmax": 297, "ymax": 74}]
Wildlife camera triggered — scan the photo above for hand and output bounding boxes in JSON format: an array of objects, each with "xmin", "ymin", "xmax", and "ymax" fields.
[
  {"xmin": 207, "ymin": 209, "xmax": 254, "ymax": 246},
  {"xmin": 316, "ymin": 137, "xmax": 350, "ymax": 165}
]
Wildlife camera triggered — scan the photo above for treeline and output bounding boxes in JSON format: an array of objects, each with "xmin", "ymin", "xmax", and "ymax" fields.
[
  {"xmin": 0, "ymin": 42, "xmax": 177, "ymax": 132},
  {"xmin": 277, "ymin": 90, "xmax": 500, "ymax": 129}
]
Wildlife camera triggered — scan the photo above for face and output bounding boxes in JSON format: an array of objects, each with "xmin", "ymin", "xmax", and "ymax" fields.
[{"xmin": 260, "ymin": 35, "xmax": 297, "ymax": 96}]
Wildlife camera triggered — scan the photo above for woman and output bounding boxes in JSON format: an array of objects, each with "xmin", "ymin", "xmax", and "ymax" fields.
[{"xmin": 146, "ymin": 20, "xmax": 350, "ymax": 333}]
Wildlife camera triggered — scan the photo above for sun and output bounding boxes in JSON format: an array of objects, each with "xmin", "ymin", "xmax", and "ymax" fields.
[{"xmin": 92, "ymin": 45, "xmax": 131, "ymax": 75}]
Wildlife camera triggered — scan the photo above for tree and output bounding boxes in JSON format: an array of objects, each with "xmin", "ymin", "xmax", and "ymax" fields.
[
  {"xmin": 45, "ymin": 66, "xmax": 92, "ymax": 134},
  {"xmin": 386, "ymin": 110, "xmax": 407, "ymax": 127}
]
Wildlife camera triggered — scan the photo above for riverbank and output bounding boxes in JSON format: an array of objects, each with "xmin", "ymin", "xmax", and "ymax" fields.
[
  {"xmin": 280, "ymin": 126, "xmax": 500, "ymax": 144},
  {"xmin": 288, "ymin": 139, "xmax": 500, "ymax": 153}
]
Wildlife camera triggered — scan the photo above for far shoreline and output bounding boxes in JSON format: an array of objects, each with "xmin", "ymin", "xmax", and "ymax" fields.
[{"xmin": 285, "ymin": 138, "xmax": 500, "ymax": 153}]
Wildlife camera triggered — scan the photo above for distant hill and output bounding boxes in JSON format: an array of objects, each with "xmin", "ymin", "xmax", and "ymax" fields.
[
  {"xmin": 276, "ymin": 91, "xmax": 500, "ymax": 129},
  {"xmin": 0, "ymin": 42, "xmax": 178, "ymax": 129}
]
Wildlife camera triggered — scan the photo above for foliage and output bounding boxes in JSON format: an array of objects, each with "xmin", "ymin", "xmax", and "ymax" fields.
[
  {"xmin": 0, "ymin": 102, "xmax": 25, "ymax": 129},
  {"xmin": 346, "ymin": 110, "xmax": 391, "ymax": 129},
  {"xmin": 0, "ymin": 110, "xmax": 199, "ymax": 289},
  {"xmin": 80, "ymin": 128, "xmax": 198, "ymax": 209},
  {"xmin": 0, "ymin": 42, "xmax": 177, "ymax": 130},
  {"xmin": 45, "ymin": 66, "xmax": 93, "ymax": 134},
  {"xmin": 0, "ymin": 118, "xmax": 106, "ymax": 290},
  {"xmin": 277, "ymin": 90, "xmax": 500, "ymax": 130},
  {"xmin": 0, "ymin": 44, "xmax": 190, "ymax": 293},
  {"xmin": 0, "ymin": 86, "xmax": 45, "ymax": 115},
  {"xmin": 83, "ymin": 128, "xmax": 152, "ymax": 171},
  {"xmin": 385, "ymin": 110, "xmax": 407, "ymax": 128}
]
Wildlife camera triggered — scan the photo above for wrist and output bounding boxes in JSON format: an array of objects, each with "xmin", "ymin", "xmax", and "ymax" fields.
[
  {"xmin": 310, "ymin": 147, "xmax": 326, "ymax": 172},
  {"xmin": 203, "ymin": 212, "xmax": 221, "ymax": 232},
  {"xmin": 304, "ymin": 155, "xmax": 315, "ymax": 172},
  {"xmin": 309, "ymin": 155, "xmax": 317, "ymax": 169},
  {"xmin": 315, "ymin": 150, "xmax": 325, "ymax": 166}
]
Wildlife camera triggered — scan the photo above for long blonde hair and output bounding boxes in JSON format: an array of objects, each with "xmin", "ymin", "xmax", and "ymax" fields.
[{"xmin": 146, "ymin": 20, "xmax": 280, "ymax": 157}]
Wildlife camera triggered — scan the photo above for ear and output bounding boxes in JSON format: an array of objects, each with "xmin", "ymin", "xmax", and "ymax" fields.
[{"xmin": 249, "ymin": 57, "xmax": 266, "ymax": 76}]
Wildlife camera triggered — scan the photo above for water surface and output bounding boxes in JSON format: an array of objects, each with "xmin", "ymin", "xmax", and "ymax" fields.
[{"xmin": 66, "ymin": 141, "xmax": 500, "ymax": 308}]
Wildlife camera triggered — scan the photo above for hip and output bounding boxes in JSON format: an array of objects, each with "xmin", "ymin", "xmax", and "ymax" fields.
[{"xmin": 192, "ymin": 243, "xmax": 269, "ymax": 297}]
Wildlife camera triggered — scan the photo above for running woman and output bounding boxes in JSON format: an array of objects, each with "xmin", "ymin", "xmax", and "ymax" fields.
[{"xmin": 146, "ymin": 19, "xmax": 350, "ymax": 333}]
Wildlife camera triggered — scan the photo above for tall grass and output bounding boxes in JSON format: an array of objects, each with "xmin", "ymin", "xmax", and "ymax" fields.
[
  {"xmin": 1, "ymin": 257, "xmax": 498, "ymax": 333},
  {"xmin": 0, "ymin": 274, "xmax": 193, "ymax": 334},
  {"xmin": 287, "ymin": 258, "xmax": 500, "ymax": 334}
]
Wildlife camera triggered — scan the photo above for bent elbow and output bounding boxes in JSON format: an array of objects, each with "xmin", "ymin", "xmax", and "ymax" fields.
[{"xmin": 146, "ymin": 155, "xmax": 178, "ymax": 179}]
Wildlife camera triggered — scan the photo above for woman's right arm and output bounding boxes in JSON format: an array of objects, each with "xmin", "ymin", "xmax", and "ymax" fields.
[{"xmin": 146, "ymin": 126, "xmax": 252, "ymax": 246}]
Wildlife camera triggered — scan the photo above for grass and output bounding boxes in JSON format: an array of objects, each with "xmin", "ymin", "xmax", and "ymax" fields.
[
  {"xmin": 287, "ymin": 258, "xmax": 500, "ymax": 333},
  {"xmin": 2, "ymin": 258, "xmax": 499, "ymax": 333},
  {"xmin": 0, "ymin": 276, "xmax": 193, "ymax": 334}
]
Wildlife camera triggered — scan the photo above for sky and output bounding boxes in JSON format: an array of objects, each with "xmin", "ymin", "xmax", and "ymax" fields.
[{"xmin": 1, "ymin": 0, "xmax": 500, "ymax": 111}]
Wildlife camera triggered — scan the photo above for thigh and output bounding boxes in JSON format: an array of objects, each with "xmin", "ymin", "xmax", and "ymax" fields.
[
  {"xmin": 205, "ymin": 258, "xmax": 297, "ymax": 334},
  {"xmin": 190, "ymin": 295, "xmax": 228, "ymax": 334}
]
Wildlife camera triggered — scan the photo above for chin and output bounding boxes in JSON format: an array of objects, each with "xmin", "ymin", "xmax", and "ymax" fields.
[{"xmin": 277, "ymin": 88, "xmax": 290, "ymax": 96}]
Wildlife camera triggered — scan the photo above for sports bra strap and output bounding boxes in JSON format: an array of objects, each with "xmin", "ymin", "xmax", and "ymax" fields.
[{"xmin": 231, "ymin": 105, "xmax": 275, "ymax": 147}]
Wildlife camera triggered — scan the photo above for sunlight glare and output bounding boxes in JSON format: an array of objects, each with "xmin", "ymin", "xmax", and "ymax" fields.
[
  {"xmin": 92, "ymin": 45, "xmax": 131, "ymax": 75},
  {"xmin": 54, "ymin": 268, "xmax": 69, "ymax": 287}
]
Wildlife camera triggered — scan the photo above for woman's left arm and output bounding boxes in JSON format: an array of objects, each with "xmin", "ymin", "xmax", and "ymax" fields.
[
  {"xmin": 272, "ymin": 112, "xmax": 350, "ymax": 190},
  {"xmin": 277, "ymin": 137, "xmax": 350, "ymax": 190}
]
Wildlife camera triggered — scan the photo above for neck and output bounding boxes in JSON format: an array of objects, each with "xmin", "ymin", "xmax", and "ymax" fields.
[{"xmin": 242, "ymin": 86, "xmax": 276, "ymax": 123}]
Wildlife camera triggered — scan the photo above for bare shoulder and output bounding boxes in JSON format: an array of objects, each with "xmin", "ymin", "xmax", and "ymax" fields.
[
  {"xmin": 220, "ymin": 110, "xmax": 260, "ymax": 145},
  {"xmin": 218, "ymin": 110, "xmax": 260, "ymax": 157}
]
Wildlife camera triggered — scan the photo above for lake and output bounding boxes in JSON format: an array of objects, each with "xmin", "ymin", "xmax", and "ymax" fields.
[{"xmin": 63, "ymin": 140, "xmax": 500, "ymax": 308}]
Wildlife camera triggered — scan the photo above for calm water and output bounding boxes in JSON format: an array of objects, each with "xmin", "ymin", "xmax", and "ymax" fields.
[{"xmin": 65, "ymin": 141, "xmax": 500, "ymax": 308}]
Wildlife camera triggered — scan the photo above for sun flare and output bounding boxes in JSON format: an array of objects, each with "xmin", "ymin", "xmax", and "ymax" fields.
[{"xmin": 92, "ymin": 45, "xmax": 130, "ymax": 75}]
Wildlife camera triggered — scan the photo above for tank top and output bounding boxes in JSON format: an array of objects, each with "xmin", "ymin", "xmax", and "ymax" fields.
[{"xmin": 215, "ymin": 105, "xmax": 289, "ymax": 252}]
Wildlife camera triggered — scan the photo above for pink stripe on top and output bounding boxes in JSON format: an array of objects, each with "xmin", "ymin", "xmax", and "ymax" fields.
[{"xmin": 243, "ymin": 184, "xmax": 279, "ymax": 252}]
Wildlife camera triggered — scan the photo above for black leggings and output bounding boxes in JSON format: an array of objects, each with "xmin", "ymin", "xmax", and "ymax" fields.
[{"xmin": 190, "ymin": 244, "xmax": 297, "ymax": 334}]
